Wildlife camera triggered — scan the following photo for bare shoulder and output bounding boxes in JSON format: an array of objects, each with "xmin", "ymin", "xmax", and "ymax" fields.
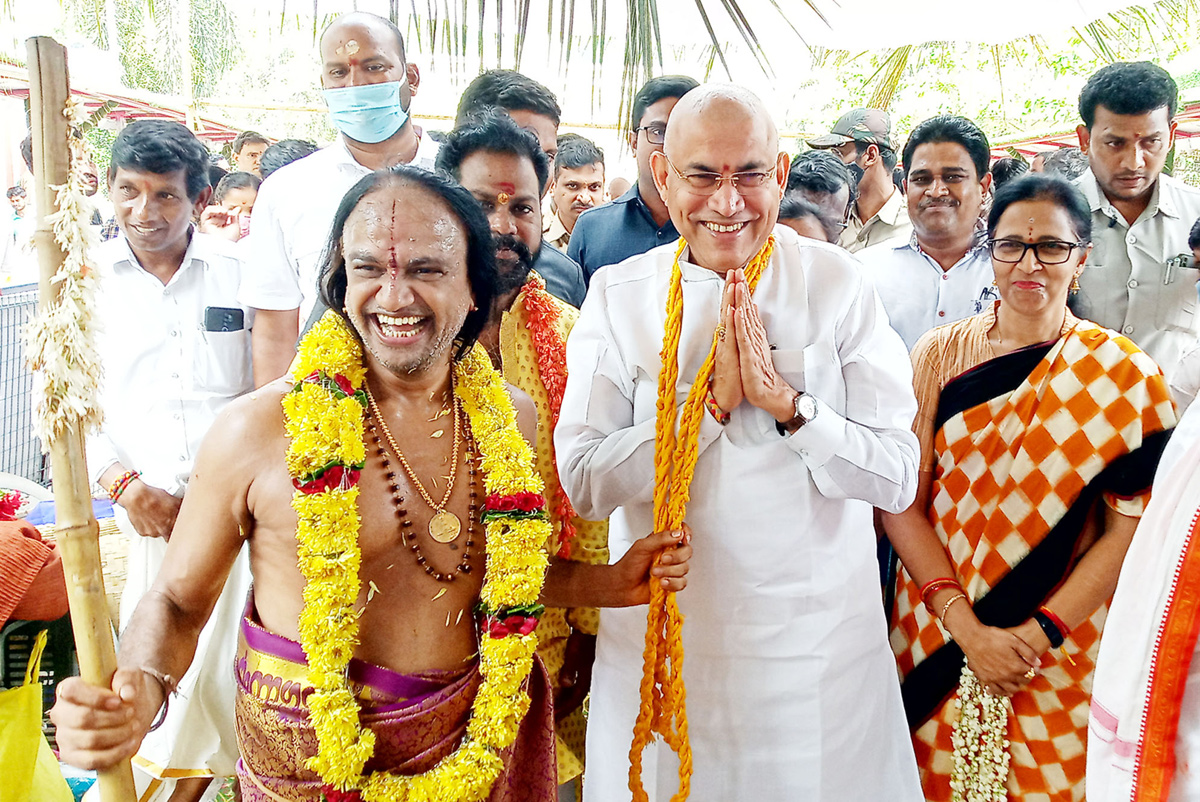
[
  {"xmin": 505, "ymin": 383, "xmax": 537, "ymax": 449},
  {"xmin": 200, "ymin": 377, "xmax": 290, "ymax": 468}
]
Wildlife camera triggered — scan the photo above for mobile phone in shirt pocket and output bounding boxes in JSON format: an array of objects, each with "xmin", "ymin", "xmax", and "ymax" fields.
[
  {"xmin": 195, "ymin": 312, "xmax": 251, "ymax": 396},
  {"xmin": 204, "ymin": 306, "xmax": 244, "ymax": 332}
]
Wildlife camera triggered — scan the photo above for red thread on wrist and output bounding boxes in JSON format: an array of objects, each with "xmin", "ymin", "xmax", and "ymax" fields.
[
  {"xmin": 704, "ymin": 383, "xmax": 731, "ymax": 425},
  {"xmin": 108, "ymin": 470, "xmax": 140, "ymax": 503}
]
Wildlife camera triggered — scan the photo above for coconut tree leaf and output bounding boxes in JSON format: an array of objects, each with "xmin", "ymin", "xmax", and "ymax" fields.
[{"xmin": 864, "ymin": 45, "xmax": 910, "ymax": 111}]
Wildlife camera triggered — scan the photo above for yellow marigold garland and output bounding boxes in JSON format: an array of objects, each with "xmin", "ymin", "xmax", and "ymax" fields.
[
  {"xmin": 629, "ymin": 237, "xmax": 776, "ymax": 802},
  {"xmin": 285, "ymin": 311, "xmax": 551, "ymax": 802}
]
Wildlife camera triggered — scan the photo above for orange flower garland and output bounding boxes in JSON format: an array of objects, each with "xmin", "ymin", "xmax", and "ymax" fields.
[
  {"xmin": 629, "ymin": 237, "xmax": 775, "ymax": 802},
  {"xmin": 520, "ymin": 272, "xmax": 578, "ymax": 557}
]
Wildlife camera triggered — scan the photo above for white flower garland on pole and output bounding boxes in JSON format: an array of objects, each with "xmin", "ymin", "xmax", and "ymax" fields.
[{"xmin": 24, "ymin": 96, "xmax": 104, "ymax": 446}]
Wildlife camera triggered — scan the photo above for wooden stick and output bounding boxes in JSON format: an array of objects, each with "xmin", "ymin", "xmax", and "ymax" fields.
[{"xmin": 26, "ymin": 35, "xmax": 137, "ymax": 802}]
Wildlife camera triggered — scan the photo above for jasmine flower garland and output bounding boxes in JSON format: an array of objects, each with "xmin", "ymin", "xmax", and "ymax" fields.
[{"xmin": 950, "ymin": 660, "xmax": 1011, "ymax": 802}]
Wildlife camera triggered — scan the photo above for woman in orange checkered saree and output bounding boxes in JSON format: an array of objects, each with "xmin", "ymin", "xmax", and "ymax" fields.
[{"xmin": 883, "ymin": 175, "xmax": 1176, "ymax": 802}]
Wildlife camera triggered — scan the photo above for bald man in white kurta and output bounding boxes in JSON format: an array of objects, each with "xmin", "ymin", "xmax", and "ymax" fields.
[{"xmin": 556, "ymin": 224, "xmax": 923, "ymax": 801}]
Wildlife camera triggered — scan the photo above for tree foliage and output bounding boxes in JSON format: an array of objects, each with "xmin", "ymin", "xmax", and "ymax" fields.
[{"xmin": 65, "ymin": 0, "xmax": 238, "ymax": 98}]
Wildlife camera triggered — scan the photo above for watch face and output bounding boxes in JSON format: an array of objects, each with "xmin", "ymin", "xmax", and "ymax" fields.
[{"xmin": 796, "ymin": 393, "xmax": 818, "ymax": 421}]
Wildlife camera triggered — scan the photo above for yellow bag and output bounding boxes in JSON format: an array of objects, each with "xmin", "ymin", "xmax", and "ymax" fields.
[{"xmin": 0, "ymin": 630, "xmax": 75, "ymax": 802}]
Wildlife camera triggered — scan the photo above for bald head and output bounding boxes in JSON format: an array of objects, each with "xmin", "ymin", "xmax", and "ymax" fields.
[
  {"xmin": 651, "ymin": 83, "xmax": 788, "ymax": 275},
  {"xmin": 663, "ymin": 84, "xmax": 779, "ymax": 157},
  {"xmin": 321, "ymin": 12, "xmax": 406, "ymax": 62}
]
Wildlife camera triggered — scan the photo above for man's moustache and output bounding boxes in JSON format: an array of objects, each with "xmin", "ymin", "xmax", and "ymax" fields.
[{"xmin": 495, "ymin": 235, "xmax": 532, "ymax": 257}]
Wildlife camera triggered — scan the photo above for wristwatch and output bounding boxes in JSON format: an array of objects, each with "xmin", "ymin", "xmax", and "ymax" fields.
[{"xmin": 776, "ymin": 391, "xmax": 818, "ymax": 435}]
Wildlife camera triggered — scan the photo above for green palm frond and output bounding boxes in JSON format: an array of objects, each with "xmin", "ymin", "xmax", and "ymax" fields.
[
  {"xmin": 864, "ymin": 45, "xmax": 910, "ymax": 111},
  {"xmin": 40, "ymin": 0, "xmax": 1200, "ymax": 120}
]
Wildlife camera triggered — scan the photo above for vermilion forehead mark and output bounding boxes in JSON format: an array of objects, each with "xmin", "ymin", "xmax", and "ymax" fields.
[
  {"xmin": 497, "ymin": 182, "xmax": 516, "ymax": 194},
  {"xmin": 387, "ymin": 198, "xmax": 400, "ymax": 283}
]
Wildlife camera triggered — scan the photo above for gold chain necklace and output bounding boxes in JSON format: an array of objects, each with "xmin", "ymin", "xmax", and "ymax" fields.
[
  {"xmin": 365, "ymin": 413, "xmax": 477, "ymax": 582},
  {"xmin": 365, "ymin": 386, "xmax": 463, "ymax": 543}
]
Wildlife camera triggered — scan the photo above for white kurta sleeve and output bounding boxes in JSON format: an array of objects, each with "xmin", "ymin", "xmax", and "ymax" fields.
[
  {"xmin": 237, "ymin": 178, "xmax": 302, "ymax": 312},
  {"xmin": 556, "ymin": 286, "xmax": 724, "ymax": 522},
  {"xmin": 85, "ymin": 428, "xmax": 120, "ymax": 486},
  {"xmin": 784, "ymin": 275, "xmax": 919, "ymax": 513}
]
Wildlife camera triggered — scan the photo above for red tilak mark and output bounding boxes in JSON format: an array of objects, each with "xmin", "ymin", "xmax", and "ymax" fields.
[
  {"xmin": 497, "ymin": 182, "xmax": 516, "ymax": 194},
  {"xmin": 348, "ymin": 57, "xmax": 359, "ymax": 67},
  {"xmin": 387, "ymin": 199, "xmax": 400, "ymax": 287}
]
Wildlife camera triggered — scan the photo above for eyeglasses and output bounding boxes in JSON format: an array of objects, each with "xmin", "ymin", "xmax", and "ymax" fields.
[
  {"xmin": 635, "ymin": 124, "xmax": 667, "ymax": 145},
  {"xmin": 665, "ymin": 156, "xmax": 777, "ymax": 195},
  {"xmin": 987, "ymin": 239, "xmax": 1085, "ymax": 265}
]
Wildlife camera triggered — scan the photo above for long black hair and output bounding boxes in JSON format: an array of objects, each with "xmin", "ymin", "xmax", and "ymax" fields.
[{"xmin": 318, "ymin": 164, "xmax": 499, "ymax": 359}]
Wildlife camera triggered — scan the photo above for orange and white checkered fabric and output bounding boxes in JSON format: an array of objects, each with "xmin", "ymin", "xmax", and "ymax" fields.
[{"xmin": 892, "ymin": 322, "xmax": 1175, "ymax": 801}]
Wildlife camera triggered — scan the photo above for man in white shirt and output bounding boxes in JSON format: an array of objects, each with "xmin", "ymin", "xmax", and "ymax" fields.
[
  {"xmin": 86, "ymin": 120, "xmax": 253, "ymax": 802},
  {"xmin": 241, "ymin": 11, "xmax": 439, "ymax": 387},
  {"xmin": 808, "ymin": 107, "xmax": 911, "ymax": 252},
  {"xmin": 556, "ymin": 83, "xmax": 922, "ymax": 801},
  {"xmin": 857, "ymin": 115, "xmax": 999, "ymax": 350},
  {"xmin": 1070, "ymin": 61, "xmax": 1200, "ymax": 378}
]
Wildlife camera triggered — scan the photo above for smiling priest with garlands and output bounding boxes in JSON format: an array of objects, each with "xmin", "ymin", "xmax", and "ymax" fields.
[{"xmin": 49, "ymin": 165, "xmax": 692, "ymax": 802}]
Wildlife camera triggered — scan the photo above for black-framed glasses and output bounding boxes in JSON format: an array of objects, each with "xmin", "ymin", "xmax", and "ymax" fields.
[
  {"xmin": 987, "ymin": 239, "xmax": 1085, "ymax": 265},
  {"xmin": 665, "ymin": 156, "xmax": 777, "ymax": 195},
  {"xmin": 635, "ymin": 124, "xmax": 667, "ymax": 145}
]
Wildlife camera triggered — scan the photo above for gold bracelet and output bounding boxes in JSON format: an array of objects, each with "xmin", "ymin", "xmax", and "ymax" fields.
[{"xmin": 939, "ymin": 593, "xmax": 968, "ymax": 623}]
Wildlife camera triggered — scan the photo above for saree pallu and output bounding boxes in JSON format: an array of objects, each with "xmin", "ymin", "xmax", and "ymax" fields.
[
  {"xmin": 891, "ymin": 320, "xmax": 1176, "ymax": 802},
  {"xmin": 234, "ymin": 609, "xmax": 557, "ymax": 801}
]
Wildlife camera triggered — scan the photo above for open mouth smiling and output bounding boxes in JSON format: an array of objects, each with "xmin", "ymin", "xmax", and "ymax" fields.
[
  {"xmin": 375, "ymin": 313, "xmax": 426, "ymax": 340},
  {"xmin": 702, "ymin": 221, "xmax": 747, "ymax": 234}
]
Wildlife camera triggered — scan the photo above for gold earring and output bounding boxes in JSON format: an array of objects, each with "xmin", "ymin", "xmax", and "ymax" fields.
[{"xmin": 1071, "ymin": 275, "xmax": 1081, "ymax": 293}]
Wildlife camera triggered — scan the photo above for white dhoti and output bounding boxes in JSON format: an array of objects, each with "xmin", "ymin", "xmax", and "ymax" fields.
[{"xmin": 558, "ymin": 227, "xmax": 924, "ymax": 800}]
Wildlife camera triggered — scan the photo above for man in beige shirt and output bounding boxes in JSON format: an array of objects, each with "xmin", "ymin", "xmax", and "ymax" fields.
[
  {"xmin": 1070, "ymin": 61, "xmax": 1200, "ymax": 379},
  {"xmin": 543, "ymin": 133, "xmax": 605, "ymax": 251},
  {"xmin": 809, "ymin": 108, "xmax": 911, "ymax": 253}
]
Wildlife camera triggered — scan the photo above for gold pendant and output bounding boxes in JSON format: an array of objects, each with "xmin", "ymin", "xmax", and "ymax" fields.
[{"xmin": 429, "ymin": 510, "xmax": 461, "ymax": 543}]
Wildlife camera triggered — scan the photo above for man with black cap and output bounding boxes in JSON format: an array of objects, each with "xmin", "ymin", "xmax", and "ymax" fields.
[{"xmin": 808, "ymin": 108, "xmax": 910, "ymax": 252}]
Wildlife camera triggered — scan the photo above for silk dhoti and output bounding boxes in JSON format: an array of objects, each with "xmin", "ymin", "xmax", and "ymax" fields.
[{"xmin": 234, "ymin": 606, "xmax": 557, "ymax": 801}]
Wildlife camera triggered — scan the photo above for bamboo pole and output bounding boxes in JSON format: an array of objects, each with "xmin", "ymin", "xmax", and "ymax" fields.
[{"xmin": 26, "ymin": 35, "xmax": 137, "ymax": 802}]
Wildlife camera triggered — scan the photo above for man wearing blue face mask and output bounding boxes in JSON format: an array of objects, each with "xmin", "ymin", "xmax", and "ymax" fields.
[{"xmin": 240, "ymin": 11, "xmax": 440, "ymax": 387}]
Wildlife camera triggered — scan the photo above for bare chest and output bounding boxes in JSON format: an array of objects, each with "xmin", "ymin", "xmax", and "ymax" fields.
[{"xmin": 247, "ymin": 412, "xmax": 487, "ymax": 673}]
